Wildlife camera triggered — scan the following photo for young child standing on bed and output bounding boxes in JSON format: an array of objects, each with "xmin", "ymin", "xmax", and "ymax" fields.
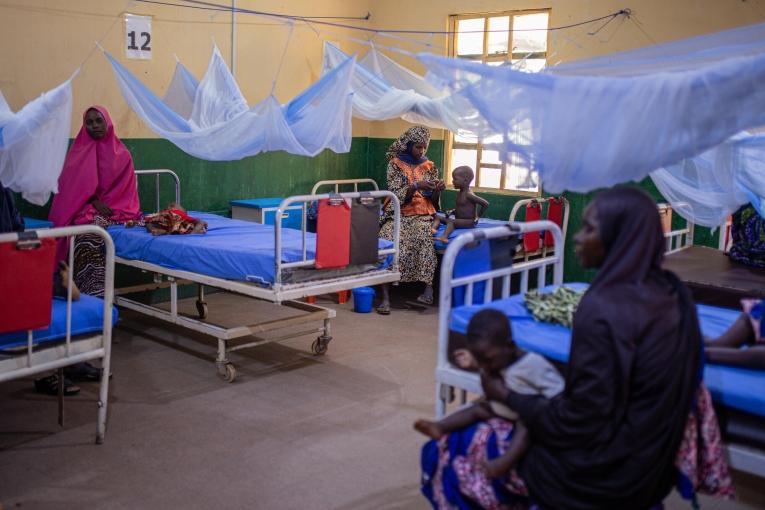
[
  {"xmin": 431, "ymin": 166, "xmax": 489, "ymax": 244},
  {"xmin": 413, "ymin": 309, "xmax": 564, "ymax": 478}
]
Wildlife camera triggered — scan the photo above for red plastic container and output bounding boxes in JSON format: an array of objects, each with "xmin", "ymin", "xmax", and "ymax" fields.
[{"xmin": 0, "ymin": 237, "xmax": 55, "ymax": 333}]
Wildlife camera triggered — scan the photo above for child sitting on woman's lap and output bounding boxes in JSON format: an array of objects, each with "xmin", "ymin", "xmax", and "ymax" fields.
[{"xmin": 414, "ymin": 309, "xmax": 563, "ymax": 478}]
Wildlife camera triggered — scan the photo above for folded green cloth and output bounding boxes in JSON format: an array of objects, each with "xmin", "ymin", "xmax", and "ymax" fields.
[{"xmin": 524, "ymin": 286, "xmax": 585, "ymax": 328}]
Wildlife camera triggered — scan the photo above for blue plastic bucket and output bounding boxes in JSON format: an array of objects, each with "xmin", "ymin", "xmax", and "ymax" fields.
[{"xmin": 352, "ymin": 287, "xmax": 375, "ymax": 313}]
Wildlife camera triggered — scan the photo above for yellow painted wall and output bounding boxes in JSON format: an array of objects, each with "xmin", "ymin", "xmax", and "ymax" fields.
[
  {"xmin": 0, "ymin": 0, "xmax": 373, "ymax": 138},
  {"xmin": 365, "ymin": 0, "xmax": 765, "ymax": 139},
  {"xmin": 1, "ymin": 0, "xmax": 763, "ymax": 140}
]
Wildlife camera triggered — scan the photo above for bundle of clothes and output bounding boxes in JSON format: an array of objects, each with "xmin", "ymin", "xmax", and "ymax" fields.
[{"xmin": 143, "ymin": 204, "xmax": 207, "ymax": 236}]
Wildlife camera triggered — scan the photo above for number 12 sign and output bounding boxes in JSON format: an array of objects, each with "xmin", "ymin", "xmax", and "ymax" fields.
[{"xmin": 125, "ymin": 14, "xmax": 152, "ymax": 60}]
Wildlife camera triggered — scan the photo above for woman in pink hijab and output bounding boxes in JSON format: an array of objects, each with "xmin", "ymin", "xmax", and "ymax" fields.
[{"xmin": 49, "ymin": 106, "xmax": 142, "ymax": 296}]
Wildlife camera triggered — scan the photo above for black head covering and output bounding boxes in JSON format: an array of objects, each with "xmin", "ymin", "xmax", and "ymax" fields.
[
  {"xmin": 590, "ymin": 185, "xmax": 665, "ymax": 290},
  {"xmin": 511, "ymin": 186, "xmax": 702, "ymax": 510}
]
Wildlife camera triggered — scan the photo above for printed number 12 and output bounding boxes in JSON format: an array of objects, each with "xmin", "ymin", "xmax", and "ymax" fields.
[{"xmin": 127, "ymin": 31, "xmax": 151, "ymax": 51}]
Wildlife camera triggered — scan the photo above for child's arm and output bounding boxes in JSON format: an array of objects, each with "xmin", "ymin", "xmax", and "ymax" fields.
[
  {"xmin": 484, "ymin": 420, "xmax": 530, "ymax": 478},
  {"xmin": 706, "ymin": 345, "xmax": 765, "ymax": 369},
  {"xmin": 467, "ymin": 192, "xmax": 489, "ymax": 219}
]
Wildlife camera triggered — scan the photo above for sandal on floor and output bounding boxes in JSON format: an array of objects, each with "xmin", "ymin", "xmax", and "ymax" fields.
[
  {"xmin": 63, "ymin": 362, "xmax": 103, "ymax": 382},
  {"xmin": 34, "ymin": 374, "xmax": 80, "ymax": 396},
  {"xmin": 416, "ymin": 294, "xmax": 434, "ymax": 306},
  {"xmin": 376, "ymin": 303, "xmax": 391, "ymax": 315}
]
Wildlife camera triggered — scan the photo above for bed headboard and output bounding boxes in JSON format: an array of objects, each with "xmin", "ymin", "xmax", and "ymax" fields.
[
  {"xmin": 659, "ymin": 203, "xmax": 695, "ymax": 254},
  {"xmin": 438, "ymin": 220, "xmax": 563, "ymax": 365},
  {"xmin": 310, "ymin": 178, "xmax": 379, "ymax": 195},
  {"xmin": 435, "ymin": 220, "xmax": 564, "ymax": 415},
  {"xmin": 508, "ymin": 197, "xmax": 570, "ymax": 260},
  {"xmin": 135, "ymin": 169, "xmax": 182, "ymax": 213},
  {"xmin": 273, "ymin": 191, "xmax": 400, "ymax": 286}
]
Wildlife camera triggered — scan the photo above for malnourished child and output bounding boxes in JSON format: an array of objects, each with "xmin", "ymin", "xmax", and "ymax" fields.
[
  {"xmin": 431, "ymin": 166, "xmax": 488, "ymax": 244},
  {"xmin": 414, "ymin": 309, "xmax": 563, "ymax": 478}
]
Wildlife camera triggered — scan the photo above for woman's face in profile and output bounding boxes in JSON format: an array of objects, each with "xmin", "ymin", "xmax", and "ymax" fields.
[
  {"xmin": 574, "ymin": 203, "xmax": 606, "ymax": 268},
  {"xmin": 84, "ymin": 109, "xmax": 106, "ymax": 140}
]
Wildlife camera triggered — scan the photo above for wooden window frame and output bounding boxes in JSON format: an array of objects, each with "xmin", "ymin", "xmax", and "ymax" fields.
[{"xmin": 445, "ymin": 9, "xmax": 550, "ymax": 197}]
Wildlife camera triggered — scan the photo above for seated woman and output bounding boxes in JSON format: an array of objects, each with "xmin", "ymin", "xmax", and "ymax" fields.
[
  {"xmin": 706, "ymin": 298, "xmax": 765, "ymax": 368},
  {"xmin": 421, "ymin": 187, "xmax": 731, "ymax": 509},
  {"xmin": 49, "ymin": 105, "xmax": 142, "ymax": 297},
  {"xmin": 40, "ymin": 106, "xmax": 142, "ymax": 395},
  {"xmin": 377, "ymin": 126, "xmax": 444, "ymax": 314}
]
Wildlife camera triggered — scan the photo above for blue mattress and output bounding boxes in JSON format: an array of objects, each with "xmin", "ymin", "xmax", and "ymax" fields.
[
  {"xmin": 109, "ymin": 212, "xmax": 394, "ymax": 286},
  {"xmin": 0, "ymin": 294, "xmax": 118, "ymax": 349},
  {"xmin": 433, "ymin": 218, "xmax": 508, "ymax": 252},
  {"xmin": 449, "ymin": 283, "xmax": 765, "ymax": 418}
]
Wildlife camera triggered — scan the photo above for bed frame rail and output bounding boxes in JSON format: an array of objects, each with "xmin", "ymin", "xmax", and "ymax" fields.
[
  {"xmin": 310, "ymin": 178, "xmax": 379, "ymax": 195},
  {"xmin": 435, "ymin": 221, "xmax": 564, "ymax": 417},
  {"xmin": 121, "ymin": 172, "xmax": 401, "ymax": 382},
  {"xmin": 274, "ymin": 191, "xmax": 400, "ymax": 287},
  {"xmin": 0, "ymin": 225, "xmax": 115, "ymax": 444}
]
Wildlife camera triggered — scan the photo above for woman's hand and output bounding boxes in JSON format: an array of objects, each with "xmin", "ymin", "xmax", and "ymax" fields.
[
  {"xmin": 91, "ymin": 199, "xmax": 113, "ymax": 217},
  {"xmin": 481, "ymin": 370, "xmax": 510, "ymax": 402},
  {"xmin": 434, "ymin": 179, "xmax": 446, "ymax": 191},
  {"xmin": 414, "ymin": 180, "xmax": 436, "ymax": 192}
]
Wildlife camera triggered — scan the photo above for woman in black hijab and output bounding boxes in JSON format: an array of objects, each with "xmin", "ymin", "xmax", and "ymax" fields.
[{"xmin": 480, "ymin": 186, "xmax": 702, "ymax": 509}]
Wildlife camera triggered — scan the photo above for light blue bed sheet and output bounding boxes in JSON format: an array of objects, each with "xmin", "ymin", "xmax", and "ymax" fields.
[
  {"xmin": 109, "ymin": 212, "xmax": 394, "ymax": 286},
  {"xmin": 0, "ymin": 294, "xmax": 118, "ymax": 349},
  {"xmin": 449, "ymin": 283, "xmax": 765, "ymax": 418}
]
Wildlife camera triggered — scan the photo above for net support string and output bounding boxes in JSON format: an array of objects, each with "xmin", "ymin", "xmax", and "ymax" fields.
[
  {"xmin": 73, "ymin": 1, "xmax": 134, "ymax": 76},
  {"xmin": 271, "ymin": 22, "xmax": 295, "ymax": 96},
  {"xmin": 176, "ymin": 0, "xmax": 628, "ymax": 37}
]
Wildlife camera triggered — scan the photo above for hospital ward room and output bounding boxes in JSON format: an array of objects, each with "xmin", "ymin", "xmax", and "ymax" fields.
[{"xmin": 3, "ymin": 0, "xmax": 765, "ymax": 508}]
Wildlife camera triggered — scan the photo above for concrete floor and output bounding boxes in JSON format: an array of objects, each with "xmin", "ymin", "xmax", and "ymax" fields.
[{"xmin": 0, "ymin": 290, "xmax": 763, "ymax": 509}]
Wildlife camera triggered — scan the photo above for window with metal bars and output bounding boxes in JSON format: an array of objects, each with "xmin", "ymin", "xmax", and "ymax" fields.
[{"xmin": 446, "ymin": 10, "xmax": 549, "ymax": 195}]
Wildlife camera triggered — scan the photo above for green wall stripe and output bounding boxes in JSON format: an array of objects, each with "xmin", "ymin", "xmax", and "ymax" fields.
[{"xmin": 16, "ymin": 136, "xmax": 718, "ymax": 285}]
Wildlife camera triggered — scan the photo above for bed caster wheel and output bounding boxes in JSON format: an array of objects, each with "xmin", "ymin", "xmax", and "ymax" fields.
[
  {"xmin": 311, "ymin": 336, "xmax": 331, "ymax": 356},
  {"xmin": 196, "ymin": 300, "xmax": 208, "ymax": 319},
  {"xmin": 217, "ymin": 362, "xmax": 237, "ymax": 383}
]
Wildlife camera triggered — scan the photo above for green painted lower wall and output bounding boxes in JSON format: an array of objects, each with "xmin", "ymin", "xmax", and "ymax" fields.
[
  {"xmin": 17, "ymin": 137, "xmax": 372, "ymax": 219},
  {"xmin": 16, "ymin": 135, "xmax": 719, "ymax": 286},
  {"xmin": 365, "ymin": 137, "xmax": 720, "ymax": 284}
]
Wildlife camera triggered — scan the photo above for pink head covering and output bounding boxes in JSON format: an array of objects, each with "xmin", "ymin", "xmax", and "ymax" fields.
[{"xmin": 49, "ymin": 106, "xmax": 141, "ymax": 260}]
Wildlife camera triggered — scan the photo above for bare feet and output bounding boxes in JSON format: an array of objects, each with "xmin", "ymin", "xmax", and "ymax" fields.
[
  {"xmin": 436, "ymin": 237, "xmax": 449, "ymax": 243},
  {"xmin": 414, "ymin": 419, "xmax": 444, "ymax": 440},
  {"xmin": 431, "ymin": 228, "xmax": 439, "ymax": 235},
  {"xmin": 57, "ymin": 262, "xmax": 80, "ymax": 301},
  {"xmin": 192, "ymin": 221, "xmax": 208, "ymax": 234}
]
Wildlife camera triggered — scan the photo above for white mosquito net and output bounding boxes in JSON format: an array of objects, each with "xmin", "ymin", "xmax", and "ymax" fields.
[
  {"xmin": 0, "ymin": 79, "xmax": 73, "ymax": 205},
  {"xmin": 418, "ymin": 22, "xmax": 765, "ymax": 226},
  {"xmin": 322, "ymin": 42, "xmax": 467, "ymax": 130},
  {"xmin": 106, "ymin": 45, "xmax": 356, "ymax": 160}
]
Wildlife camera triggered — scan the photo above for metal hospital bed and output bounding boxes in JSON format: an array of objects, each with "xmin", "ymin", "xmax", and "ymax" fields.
[
  {"xmin": 435, "ymin": 220, "xmax": 564, "ymax": 415},
  {"xmin": 0, "ymin": 225, "xmax": 116, "ymax": 444},
  {"xmin": 113, "ymin": 170, "xmax": 401, "ymax": 383},
  {"xmin": 435, "ymin": 219, "xmax": 765, "ymax": 479},
  {"xmin": 433, "ymin": 197, "xmax": 569, "ymax": 260}
]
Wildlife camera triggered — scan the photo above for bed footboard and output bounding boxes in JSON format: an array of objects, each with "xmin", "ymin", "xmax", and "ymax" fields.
[
  {"xmin": 0, "ymin": 225, "xmax": 115, "ymax": 444},
  {"xmin": 435, "ymin": 220, "xmax": 564, "ymax": 417}
]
